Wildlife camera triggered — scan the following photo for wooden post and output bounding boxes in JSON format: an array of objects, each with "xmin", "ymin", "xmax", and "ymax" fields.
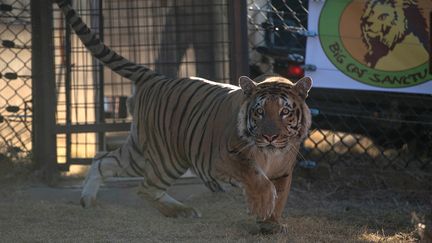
[
  {"xmin": 228, "ymin": 0, "xmax": 249, "ymax": 85},
  {"xmin": 31, "ymin": 0, "xmax": 58, "ymax": 184}
]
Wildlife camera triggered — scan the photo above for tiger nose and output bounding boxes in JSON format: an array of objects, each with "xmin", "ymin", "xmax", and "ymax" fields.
[{"xmin": 263, "ymin": 134, "xmax": 278, "ymax": 142}]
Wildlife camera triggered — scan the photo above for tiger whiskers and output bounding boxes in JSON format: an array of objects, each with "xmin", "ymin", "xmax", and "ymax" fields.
[
  {"xmin": 236, "ymin": 141, "xmax": 255, "ymax": 154},
  {"xmin": 288, "ymin": 144, "xmax": 308, "ymax": 163},
  {"xmin": 297, "ymin": 152, "xmax": 309, "ymax": 166},
  {"xmin": 227, "ymin": 138, "xmax": 255, "ymax": 156}
]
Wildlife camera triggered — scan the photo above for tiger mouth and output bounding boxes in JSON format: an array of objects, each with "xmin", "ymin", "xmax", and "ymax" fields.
[{"xmin": 256, "ymin": 141, "xmax": 287, "ymax": 149}]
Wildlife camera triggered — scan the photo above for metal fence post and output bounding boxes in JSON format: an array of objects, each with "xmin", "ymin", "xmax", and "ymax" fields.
[
  {"xmin": 31, "ymin": 0, "xmax": 58, "ymax": 183},
  {"xmin": 228, "ymin": 0, "xmax": 249, "ymax": 85},
  {"xmin": 95, "ymin": 0, "xmax": 106, "ymax": 152}
]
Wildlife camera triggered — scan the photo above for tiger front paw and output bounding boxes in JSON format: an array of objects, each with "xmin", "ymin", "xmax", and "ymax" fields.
[
  {"xmin": 80, "ymin": 195, "xmax": 96, "ymax": 208},
  {"xmin": 257, "ymin": 220, "xmax": 289, "ymax": 234},
  {"xmin": 157, "ymin": 204, "xmax": 201, "ymax": 218},
  {"xmin": 245, "ymin": 178, "xmax": 277, "ymax": 220},
  {"xmin": 149, "ymin": 192, "xmax": 202, "ymax": 218}
]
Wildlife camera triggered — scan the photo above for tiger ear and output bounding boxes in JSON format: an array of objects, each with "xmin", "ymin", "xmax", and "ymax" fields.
[
  {"xmin": 294, "ymin": 76, "xmax": 312, "ymax": 99},
  {"xmin": 239, "ymin": 76, "xmax": 257, "ymax": 96}
]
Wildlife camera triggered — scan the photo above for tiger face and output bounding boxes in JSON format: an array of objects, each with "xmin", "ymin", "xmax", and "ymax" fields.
[{"xmin": 238, "ymin": 76, "xmax": 312, "ymax": 149}]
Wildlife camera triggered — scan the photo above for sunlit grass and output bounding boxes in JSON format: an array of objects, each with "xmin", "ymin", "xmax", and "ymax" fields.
[
  {"xmin": 360, "ymin": 230, "xmax": 416, "ymax": 242},
  {"xmin": 63, "ymin": 165, "xmax": 88, "ymax": 178}
]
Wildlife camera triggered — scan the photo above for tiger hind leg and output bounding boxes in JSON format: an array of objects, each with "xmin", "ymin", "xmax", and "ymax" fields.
[
  {"xmin": 137, "ymin": 176, "xmax": 201, "ymax": 218},
  {"xmin": 80, "ymin": 151, "xmax": 125, "ymax": 208}
]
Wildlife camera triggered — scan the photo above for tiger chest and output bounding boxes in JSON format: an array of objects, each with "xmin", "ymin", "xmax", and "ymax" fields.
[{"xmin": 254, "ymin": 148, "xmax": 298, "ymax": 179}]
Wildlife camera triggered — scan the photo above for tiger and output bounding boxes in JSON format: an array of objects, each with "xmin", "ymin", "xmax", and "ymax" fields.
[{"xmin": 56, "ymin": 0, "xmax": 312, "ymax": 234}]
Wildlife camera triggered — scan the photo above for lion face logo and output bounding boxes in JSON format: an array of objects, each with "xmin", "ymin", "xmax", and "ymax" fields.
[{"xmin": 360, "ymin": 0, "xmax": 429, "ymax": 69}]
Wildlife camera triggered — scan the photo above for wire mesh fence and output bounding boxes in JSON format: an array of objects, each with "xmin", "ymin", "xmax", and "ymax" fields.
[
  {"xmin": 1, "ymin": 0, "xmax": 431, "ymax": 173},
  {"xmin": 53, "ymin": 0, "xmax": 231, "ymax": 169},
  {"xmin": 0, "ymin": 0, "xmax": 31, "ymax": 159},
  {"xmin": 247, "ymin": 0, "xmax": 432, "ymax": 170}
]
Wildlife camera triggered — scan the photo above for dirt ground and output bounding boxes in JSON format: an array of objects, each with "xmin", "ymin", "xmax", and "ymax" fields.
[{"xmin": 0, "ymin": 159, "xmax": 431, "ymax": 242}]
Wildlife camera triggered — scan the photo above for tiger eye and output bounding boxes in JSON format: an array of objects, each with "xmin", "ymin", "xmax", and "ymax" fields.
[
  {"xmin": 281, "ymin": 108, "xmax": 290, "ymax": 115},
  {"xmin": 256, "ymin": 108, "xmax": 264, "ymax": 115}
]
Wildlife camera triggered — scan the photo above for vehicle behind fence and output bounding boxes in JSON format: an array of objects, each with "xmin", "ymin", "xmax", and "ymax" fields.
[{"xmin": 247, "ymin": 0, "xmax": 431, "ymax": 170}]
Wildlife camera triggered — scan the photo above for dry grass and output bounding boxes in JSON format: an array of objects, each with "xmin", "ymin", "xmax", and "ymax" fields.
[
  {"xmin": 0, "ymin": 185, "xmax": 421, "ymax": 243},
  {"xmin": 0, "ymin": 156, "xmax": 430, "ymax": 242}
]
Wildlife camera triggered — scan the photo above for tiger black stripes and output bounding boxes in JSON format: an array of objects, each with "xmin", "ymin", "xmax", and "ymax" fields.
[
  {"xmin": 182, "ymin": 86, "xmax": 221, "ymax": 148},
  {"xmin": 138, "ymin": 88, "xmax": 189, "ymax": 189},
  {"xmin": 202, "ymin": 95, "xmax": 228, "ymax": 189},
  {"xmin": 187, "ymin": 89, "xmax": 227, "ymax": 189},
  {"xmin": 151, "ymin": 80, "xmax": 191, "ymax": 175},
  {"xmin": 168, "ymin": 81, "xmax": 215, "ymax": 179},
  {"xmin": 183, "ymin": 85, "xmax": 223, "ymax": 151},
  {"xmin": 195, "ymin": 96, "xmax": 226, "ymax": 192},
  {"xmin": 160, "ymin": 79, "xmax": 196, "ymax": 170}
]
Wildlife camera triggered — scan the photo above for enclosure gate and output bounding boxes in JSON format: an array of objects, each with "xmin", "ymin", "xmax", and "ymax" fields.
[{"xmin": 50, "ymin": 0, "xmax": 248, "ymax": 170}]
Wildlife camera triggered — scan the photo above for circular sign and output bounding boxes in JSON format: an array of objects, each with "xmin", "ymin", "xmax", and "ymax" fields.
[{"xmin": 319, "ymin": 0, "xmax": 431, "ymax": 88}]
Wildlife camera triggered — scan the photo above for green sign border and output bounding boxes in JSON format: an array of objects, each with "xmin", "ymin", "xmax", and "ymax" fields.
[{"xmin": 318, "ymin": 1, "xmax": 431, "ymax": 88}]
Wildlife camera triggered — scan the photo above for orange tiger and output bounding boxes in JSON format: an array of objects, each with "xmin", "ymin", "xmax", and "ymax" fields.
[{"xmin": 56, "ymin": 0, "xmax": 312, "ymax": 233}]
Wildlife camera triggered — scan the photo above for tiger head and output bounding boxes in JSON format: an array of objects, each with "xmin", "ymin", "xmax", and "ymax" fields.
[
  {"xmin": 238, "ymin": 75, "xmax": 312, "ymax": 150},
  {"xmin": 360, "ymin": 0, "xmax": 429, "ymax": 67}
]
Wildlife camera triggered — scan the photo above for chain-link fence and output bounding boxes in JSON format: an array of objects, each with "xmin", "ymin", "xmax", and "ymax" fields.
[
  {"xmin": 52, "ymin": 0, "xmax": 232, "ymax": 169},
  {"xmin": 2, "ymin": 0, "xmax": 431, "ymax": 173},
  {"xmin": 247, "ymin": 0, "xmax": 432, "ymax": 170},
  {"xmin": 0, "ymin": 0, "xmax": 32, "ymax": 160}
]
